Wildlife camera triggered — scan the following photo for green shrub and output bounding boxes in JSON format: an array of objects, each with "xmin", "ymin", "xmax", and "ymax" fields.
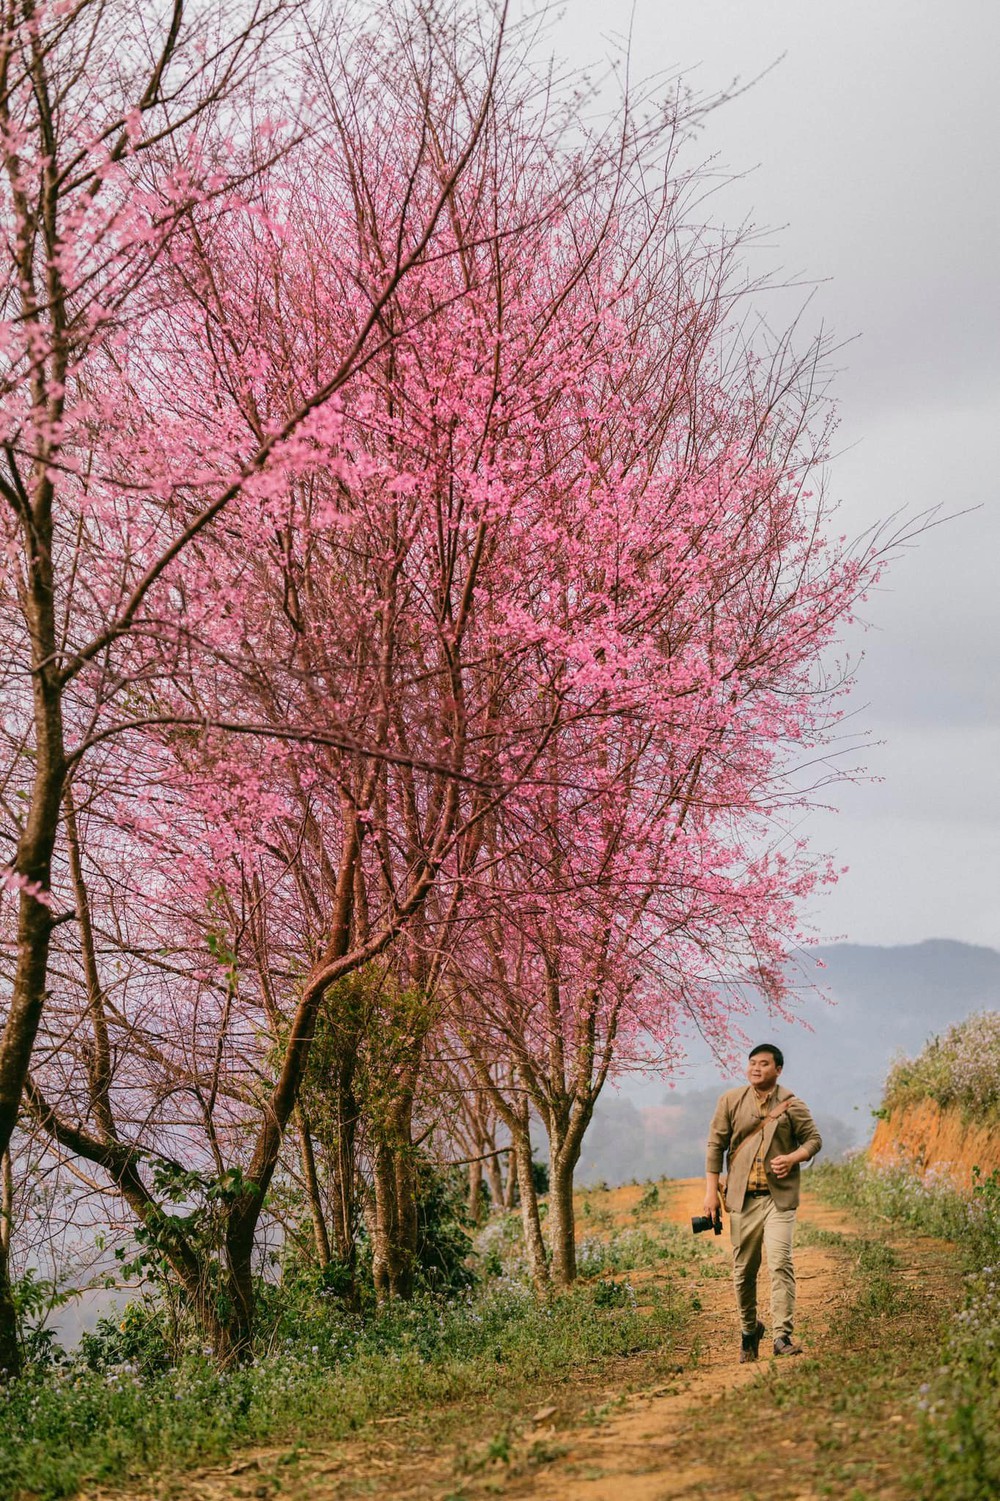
[
  {"xmin": 413, "ymin": 1159, "xmax": 475, "ymax": 1295},
  {"xmin": 79, "ymin": 1300, "xmax": 176, "ymax": 1378},
  {"xmin": 883, "ymin": 1011, "xmax": 1000, "ymax": 1124},
  {"xmin": 11, "ymin": 1269, "xmax": 79, "ymax": 1370},
  {"xmin": 576, "ymin": 1224, "xmax": 685, "ymax": 1278},
  {"xmin": 475, "ymin": 1209, "xmax": 530, "ymax": 1279}
]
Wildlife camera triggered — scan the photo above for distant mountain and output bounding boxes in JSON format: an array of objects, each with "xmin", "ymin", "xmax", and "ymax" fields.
[
  {"xmin": 577, "ymin": 939, "xmax": 1000, "ymax": 1187},
  {"xmin": 749, "ymin": 938, "xmax": 1000, "ymax": 1129}
]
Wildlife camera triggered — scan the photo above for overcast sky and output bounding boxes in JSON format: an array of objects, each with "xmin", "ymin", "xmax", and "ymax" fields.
[{"xmin": 545, "ymin": 0, "xmax": 1000, "ymax": 951}]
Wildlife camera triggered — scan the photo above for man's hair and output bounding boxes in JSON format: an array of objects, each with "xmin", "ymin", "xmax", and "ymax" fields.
[{"xmin": 749, "ymin": 1043, "xmax": 784, "ymax": 1069}]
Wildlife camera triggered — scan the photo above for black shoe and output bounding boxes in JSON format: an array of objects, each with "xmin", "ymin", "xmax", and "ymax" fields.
[
  {"xmin": 739, "ymin": 1321, "xmax": 765, "ymax": 1363},
  {"xmin": 773, "ymin": 1334, "xmax": 803, "ymax": 1357}
]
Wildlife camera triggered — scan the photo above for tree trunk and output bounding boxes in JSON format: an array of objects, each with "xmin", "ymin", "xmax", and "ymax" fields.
[
  {"xmin": 219, "ymin": 1229, "xmax": 256, "ymax": 1367},
  {"xmin": 0, "ymin": 1264, "xmax": 16, "ymax": 1381},
  {"xmin": 0, "ymin": 711, "xmax": 63, "ymax": 1379},
  {"xmin": 393, "ymin": 1141, "xmax": 418, "ymax": 1299},
  {"xmin": 484, "ymin": 1148, "xmax": 504, "ymax": 1211},
  {"xmin": 468, "ymin": 1157, "xmax": 484, "ymax": 1224},
  {"xmin": 546, "ymin": 1096, "xmax": 596, "ymax": 1286},
  {"xmin": 0, "ymin": 1150, "xmax": 16, "ymax": 1379},
  {"xmin": 0, "ymin": 447, "xmax": 68, "ymax": 1378},
  {"xmin": 371, "ymin": 1145, "xmax": 395, "ymax": 1304},
  {"xmin": 548, "ymin": 1147, "xmax": 577, "ymax": 1285},
  {"xmin": 296, "ymin": 1105, "xmax": 331, "ymax": 1264},
  {"xmin": 503, "ymin": 1147, "xmax": 518, "ymax": 1209},
  {"xmin": 328, "ymin": 1043, "xmax": 360, "ymax": 1282},
  {"xmin": 512, "ymin": 1115, "xmax": 549, "ymax": 1288},
  {"xmin": 372, "ymin": 1137, "xmax": 417, "ymax": 1302}
]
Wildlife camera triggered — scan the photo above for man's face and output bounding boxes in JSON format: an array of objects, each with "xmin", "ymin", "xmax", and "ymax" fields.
[{"xmin": 747, "ymin": 1051, "xmax": 781, "ymax": 1092}]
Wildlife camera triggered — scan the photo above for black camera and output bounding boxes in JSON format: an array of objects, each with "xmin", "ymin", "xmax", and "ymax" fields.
[{"xmin": 691, "ymin": 1208, "xmax": 722, "ymax": 1236}]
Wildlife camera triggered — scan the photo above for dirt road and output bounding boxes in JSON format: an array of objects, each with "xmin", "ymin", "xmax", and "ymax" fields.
[
  {"xmin": 499, "ymin": 1179, "xmax": 867, "ymax": 1501},
  {"xmin": 122, "ymin": 1179, "xmax": 958, "ymax": 1501}
]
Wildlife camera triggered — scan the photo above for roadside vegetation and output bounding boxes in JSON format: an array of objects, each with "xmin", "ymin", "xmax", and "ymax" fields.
[
  {"xmin": 851, "ymin": 1010, "xmax": 1000, "ymax": 1497},
  {"xmin": 882, "ymin": 1009, "xmax": 1000, "ymax": 1123},
  {"xmin": 812, "ymin": 1154, "xmax": 1000, "ymax": 1500},
  {"xmin": 0, "ymin": 1178, "xmax": 699, "ymax": 1501}
]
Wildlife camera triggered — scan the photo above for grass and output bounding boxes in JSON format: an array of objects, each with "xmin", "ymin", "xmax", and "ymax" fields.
[
  {"xmin": 881, "ymin": 1009, "xmax": 1000, "ymax": 1125},
  {"xmin": 811, "ymin": 1155, "xmax": 1000, "ymax": 1267},
  {"xmin": 918, "ymin": 1262, "xmax": 1000, "ymax": 1501},
  {"xmin": 0, "ymin": 1194, "xmax": 698, "ymax": 1501},
  {"xmin": 808, "ymin": 1158, "xmax": 1000, "ymax": 1500}
]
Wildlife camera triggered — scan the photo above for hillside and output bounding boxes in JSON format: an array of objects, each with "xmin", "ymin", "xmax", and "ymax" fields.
[
  {"xmin": 870, "ymin": 1097, "xmax": 1000, "ymax": 1189},
  {"xmin": 869, "ymin": 1008, "xmax": 1000, "ymax": 1187},
  {"xmin": 580, "ymin": 939, "xmax": 1000, "ymax": 1185}
]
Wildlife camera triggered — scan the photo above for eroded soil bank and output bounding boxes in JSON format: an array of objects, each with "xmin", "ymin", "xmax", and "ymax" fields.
[{"xmin": 870, "ymin": 1098, "xmax": 1000, "ymax": 1190}]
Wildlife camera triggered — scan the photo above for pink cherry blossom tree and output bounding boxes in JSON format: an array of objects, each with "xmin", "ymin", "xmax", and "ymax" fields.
[
  {"xmin": 0, "ymin": 0, "xmax": 511, "ymax": 1372},
  {"xmin": 6, "ymin": 0, "xmax": 904, "ymax": 1365},
  {"xmin": 18, "ymin": 20, "xmax": 750, "ymax": 1342},
  {"xmin": 435, "ymin": 215, "xmax": 885, "ymax": 1284}
]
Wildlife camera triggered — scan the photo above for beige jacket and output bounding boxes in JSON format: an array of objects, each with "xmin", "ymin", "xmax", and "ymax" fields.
[{"xmin": 706, "ymin": 1083, "xmax": 822, "ymax": 1212}]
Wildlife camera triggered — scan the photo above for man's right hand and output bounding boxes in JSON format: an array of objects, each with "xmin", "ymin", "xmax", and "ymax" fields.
[{"xmin": 703, "ymin": 1188, "xmax": 720, "ymax": 1217}]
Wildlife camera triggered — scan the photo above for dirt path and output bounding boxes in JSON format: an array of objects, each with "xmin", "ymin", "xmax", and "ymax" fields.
[
  {"xmin": 495, "ymin": 1180, "xmax": 958, "ymax": 1501},
  {"xmin": 111, "ymin": 1181, "xmax": 960, "ymax": 1501},
  {"xmin": 498, "ymin": 1179, "xmax": 860, "ymax": 1501}
]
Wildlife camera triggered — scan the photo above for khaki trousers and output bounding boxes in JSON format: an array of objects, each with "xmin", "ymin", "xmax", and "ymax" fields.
[{"xmin": 729, "ymin": 1194, "xmax": 796, "ymax": 1338}]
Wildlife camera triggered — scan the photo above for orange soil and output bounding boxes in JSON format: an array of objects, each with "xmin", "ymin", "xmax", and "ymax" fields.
[{"xmin": 870, "ymin": 1098, "xmax": 1000, "ymax": 1189}]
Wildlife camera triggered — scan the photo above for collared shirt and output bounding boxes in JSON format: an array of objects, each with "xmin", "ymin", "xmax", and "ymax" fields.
[{"xmin": 746, "ymin": 1088, "xmax": 775, "ymax": 1193}]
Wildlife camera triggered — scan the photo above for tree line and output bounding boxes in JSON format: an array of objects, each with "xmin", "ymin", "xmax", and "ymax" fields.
[{"xmin": 0, "ymin": 0, "xmax": 891, "ymax": 1374}]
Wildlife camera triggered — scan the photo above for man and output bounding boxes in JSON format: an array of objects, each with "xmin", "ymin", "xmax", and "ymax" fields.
[{"xmin": 704, "ymin": 1043, "xmax": 822, "ymax": 1362}]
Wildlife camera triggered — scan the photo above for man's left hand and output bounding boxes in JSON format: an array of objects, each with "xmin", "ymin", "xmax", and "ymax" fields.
[{"xmin": 770, "ymin": 1153, "xmax": 797, "ymax": 1179}]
